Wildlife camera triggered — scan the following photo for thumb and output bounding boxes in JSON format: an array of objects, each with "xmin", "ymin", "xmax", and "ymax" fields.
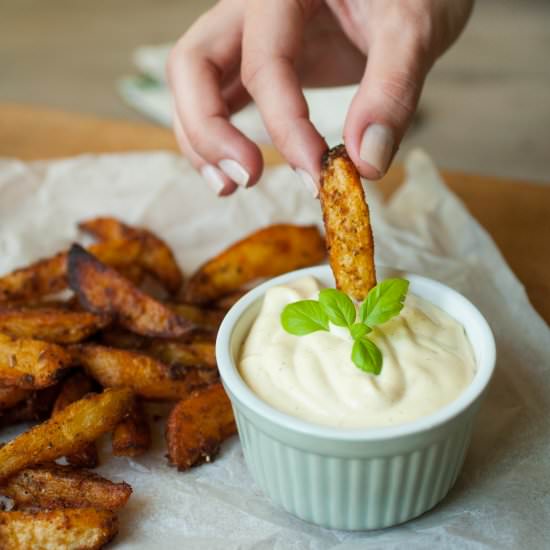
[{"xmin": 344, "ymin": 34, "xmax": 429, "ymax": 179}]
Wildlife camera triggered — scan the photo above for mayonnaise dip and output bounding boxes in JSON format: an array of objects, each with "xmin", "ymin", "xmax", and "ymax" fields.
[{"xmin": 239, "ymin": 276, "xmax": 476, "ymax": 428}]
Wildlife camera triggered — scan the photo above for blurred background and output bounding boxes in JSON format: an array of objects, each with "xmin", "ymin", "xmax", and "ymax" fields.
[{"xmin": 2, "ymin": 0, "xmax": 549, "ymax": 181}]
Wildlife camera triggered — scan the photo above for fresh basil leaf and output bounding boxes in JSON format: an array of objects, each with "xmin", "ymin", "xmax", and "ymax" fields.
[
  {"xmin": 318, "ymin": 288, "xmax": 357, "ymax": 327},
  {"xmin": 351, "ymin": 338, "xmax": 383, "ymax": 375},
  {"xmin": 281, "ymin": 300, "xmax": 329, "ymax": 335},
  {"xmin": 360, "ymin": 278, "xmax": 409, "ymax": 327},
  {"xmin": 349, "ymin": 322, "xmax": 371, "ymax": 340}
]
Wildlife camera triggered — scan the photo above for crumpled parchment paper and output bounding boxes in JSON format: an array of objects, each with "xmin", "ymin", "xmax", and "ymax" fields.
[{"xmin": 0, "ymin": 150, "xmax": 548, "ymax": 549}]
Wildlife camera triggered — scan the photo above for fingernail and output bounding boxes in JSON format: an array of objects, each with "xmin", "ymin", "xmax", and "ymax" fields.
[
  {"xmin": 201, "ymin": 165, "xmax": 225, "ymax": 195},
  {"xmin": 359, "ymin": 124, "xmax": 394, "ymax": 174},
  {"xmin": 295, "ymin": 169, "xmax": 319, "ymax": 198},
  {"xmin": 218, "ymin": 159, "xmax": 250, "ymax": 187}
]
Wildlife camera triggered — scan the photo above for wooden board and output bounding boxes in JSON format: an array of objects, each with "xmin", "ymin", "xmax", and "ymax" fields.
[{"xmin": 0, "ymin": 102, "xmax": 548, "ymax": 324}]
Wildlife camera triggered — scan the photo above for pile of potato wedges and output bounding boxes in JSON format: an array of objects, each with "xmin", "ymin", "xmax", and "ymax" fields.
[{"xmin": 0, "ymin": 217, "xmax": 325, "ymax": 549}]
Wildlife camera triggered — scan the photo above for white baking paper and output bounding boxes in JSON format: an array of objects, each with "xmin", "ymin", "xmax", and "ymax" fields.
[{"xmin": 0, "ymin": 150, "xmax": 549, "ymax": 549}]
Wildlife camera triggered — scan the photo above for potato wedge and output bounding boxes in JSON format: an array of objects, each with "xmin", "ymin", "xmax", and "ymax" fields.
[
  {"xmin": 79, "ymin": 217, "xmax": 183, "ymax": 293},
  {"xmin": 0, "ymin": 465, "xmax": 131, "ymax": 511},
  {"xmin": 0, "ymin": 307, "xmax": 111, "ymax": 344},
  {"xmin": 145, "ymin": 340, "xmax": 217, "ymax": 370},
  {"xmin": 0, "ymin": 387, "xmax": 30, "ymax": 411},
  {"xmin": 75, "ymin": 345, "xmax": 216, "ymax": 401},
  {"xmin": 0, "ymin": 334, "xmax": 72, "ymax": 389},
  {"xmin": 184, "ymin": 224, "xmax": 325, "ymax": 304},
  {"xmin": 0, "ymin": 239, "xmax": 148, "ymax": 304},
  {"xmin": 112, "ymin": 398, "xmax": 151, "ymax": 457},
  {"xmin": 52, "ymin": 373, "xmax": 99, "ymax": 468},
  {"xmin": 0, "ymin": 508, "xmax": 118, "ymax": 550},
  {"xmin": 68, "ymin": 244, "xmax": 193, "ymax": 338},
  {"xmin": 166, "ymin": 383, "xmax": 236, "ymax": 470},
  {"xmin": 0, "ymin": 387, "xmax": 132, "ymax": 482},
  {"xmin": 320, "ymin": 145, "xmax": 376, "ymax": 300}
]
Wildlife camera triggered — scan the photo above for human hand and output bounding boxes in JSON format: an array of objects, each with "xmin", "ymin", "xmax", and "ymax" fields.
[{"xmin": 168, "ymin": 0, "xmax": 473, "ymax": 196}]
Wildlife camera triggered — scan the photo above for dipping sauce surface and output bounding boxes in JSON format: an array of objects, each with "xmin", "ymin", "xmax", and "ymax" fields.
[{"xmin": 239, "ymin": 276, "xmax": 476, "ymax": 428}]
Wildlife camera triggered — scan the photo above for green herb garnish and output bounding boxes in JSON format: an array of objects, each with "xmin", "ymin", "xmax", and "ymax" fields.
[{"xmin": 281, "ymin": 278, "xmax": 409, "ymax": 375}]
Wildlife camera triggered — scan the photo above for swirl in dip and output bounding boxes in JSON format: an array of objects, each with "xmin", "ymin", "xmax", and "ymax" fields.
[{"xmin": 239, "ymin": 276, "xmax": 476, "ymax": 428}]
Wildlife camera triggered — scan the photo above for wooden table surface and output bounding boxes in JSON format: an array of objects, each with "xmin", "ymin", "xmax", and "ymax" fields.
[{"xmin": 1, "ymin": 103, "xmax": 548, "ymax": 324}]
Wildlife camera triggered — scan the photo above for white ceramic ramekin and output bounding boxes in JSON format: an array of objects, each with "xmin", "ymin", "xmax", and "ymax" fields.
[{"xmin": 216, "ymin": 266, "xmax": 496, "ymax": 530}]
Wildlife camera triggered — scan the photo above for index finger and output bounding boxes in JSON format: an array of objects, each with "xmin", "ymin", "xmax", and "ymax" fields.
[{"xmin": 241, "ymin": 0, "xmax": 327, "ymax": 195}]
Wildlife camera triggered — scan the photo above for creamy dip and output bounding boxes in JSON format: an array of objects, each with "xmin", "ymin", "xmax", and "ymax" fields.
[{"xmin": 239, "ymin": 276, "xmax": 476, "ymax": 428}]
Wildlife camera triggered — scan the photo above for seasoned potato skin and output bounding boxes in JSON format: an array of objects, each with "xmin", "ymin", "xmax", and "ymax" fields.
[
  {"xmin": 0, "ymin": 508, "xmax": 118, "ymax": 550},
  {"xmin": 79, "ymin": 217, "xmax": 184, "ymax": 293},
  {"xmin": 111, "ymin": 398, "xmax": 151, "ymax": 457},
  {"xmin": 52, "ymin": 373, "xmax": 99, "ymax": 468},
  {"xmin": 0, "ymin": 464, "xmax": 132, "ymax": 511},
  {"xmin": 166, "ymin": 383, "xmax": 236, "ymax": 470},
  {"xmin": 75, "ymin": 345, "xmax": 217, "ymax": 401},
  {"xmin": 0, "ymin": 239, "xmax": 144, "ymax": 303},
  {"xmin": 0, "ymin": 388, "xmax": 133, "ymax": 482},
  {"xmin": 320, "ymin": 145, "xmax": 376, "ymax": 300},
  {"xmin": 0, "ymin": 334, "xmax": 72, "ymax": 389},
  {"xmin": 184, "ymin": 224, "xmax": 325, "ymax": 304},
  {"xmin": 68, "ymin": 244, "xmax": 193, "ymax": 339},
  {"xmin": 0, "ymin": 307, "xmax": 111, "ymax": 344}
]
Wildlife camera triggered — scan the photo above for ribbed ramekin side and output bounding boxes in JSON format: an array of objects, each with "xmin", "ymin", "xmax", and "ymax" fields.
[{"xmin": 233, "ymin": 409, "xmax": 475, "ymax": 530}]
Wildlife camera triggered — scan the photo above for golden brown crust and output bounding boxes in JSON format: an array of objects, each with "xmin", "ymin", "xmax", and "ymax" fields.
[
  {"xmin": 0, "ymin": 239, "xmax": 145, "ymax": 304},
  {"xmin": 0, "ymin": 388, "xmax": 133, "ymax": 482},
  {"xmin": 0, "ymin": 334, "xmax": 72, "ymax": 389},
  {"xmin": 0, "ymin": 465, "xmax": 132, "ymax": 511},
  {"xmin": 111, "ymin": 398, "xmax": 151, "ymax": 457},
  {"xmin": 67, "ymin": 244, "xmax": 193, "ymax": 339},
  {"xmin": 75, "ymin": 345, "xmax": 217, "ymax": 401},
  {"xmin": 0, "ymin": 307, "xmax": 111, "ymax": 344},
  {"xmin": 320, "ymin": 145, "xmax": 376, "ymax": 300},
  {"xmin": 184, "ymin": 224, "xmax": 326, "ymax": 304},
  {"xmin": 166, "ymin": 383, "xmax": 236, "ymax": 470},
  {"xmin": 52, "ymin": 373, "xmax": 99, "ymax": 469},
  {"xmin": 0, "ymin": 508, "xmax": 118, "ymax": 550},
  {"xmin": 79, "ymin": 217, "xmax": 184, "ymax": 294}
]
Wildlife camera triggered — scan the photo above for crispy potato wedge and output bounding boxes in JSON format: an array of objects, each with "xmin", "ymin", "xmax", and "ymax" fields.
[
  {"xmin": 0, "ymin": 239, "xmax": 147, "ymax": 304},
  {"xmin": 0, "ymin": 465, "xmax": 131, "ymax": 511},
  {"xmin": 68, "ymin": 244, "xmax": 193, "ymax": 338},
  {"xmin": 0, "ymin": 508, "xmax": 118, "ymax": 550},
  {"xmin": 112, "ymin": 398, "xmax": 151, "ymax": 457},
  {"xmin": 0, "ymin": 387, "xmax": 30, "ymax": 411},
  {"xmin": 0, "ymin": 386, "xmax": 60, "ymax": 429},
  {"xmin": 97, "ymin": 330, "xmax": 217, "ymax": 369},
  {"xmin": 320, "ymin": 145, "xmax": 376, "ymax": 300},
  {"xmin": 75, "ymin": 345, "xmax": 216, "ymax": 401},
  {"xmin": 184, "ymin": 224, "xmax": 325, "ymax": 304},
  {"xmin": 0, "ymin": 334, "xmax": 72, "ymax": 389},
  {"xmin": 0, "ymin": 388, "xmax": 132, "ymax": 482},
  {"xmin": 145, "ymin": 340, "xmax": 217, "ymax": 370},
  {"xmin": 79, "ymin": 217, "xmax": 183, "ymax": 293},
  {"xmin": 52, "ymin": 373, "xmax": 99, "ymax": 468},
  {"xmin": 166, "ymin": 383, "xmax": 236, "ymax": 470},
  {"xmin": 0, "ymin": 307, "xmax": 111, "ymax": 344}
]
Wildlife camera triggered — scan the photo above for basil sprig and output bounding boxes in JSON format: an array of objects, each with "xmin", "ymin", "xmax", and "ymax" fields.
[{"xmin": 281, "ymin": 278, "xmax": 409, "ymax": 375}]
